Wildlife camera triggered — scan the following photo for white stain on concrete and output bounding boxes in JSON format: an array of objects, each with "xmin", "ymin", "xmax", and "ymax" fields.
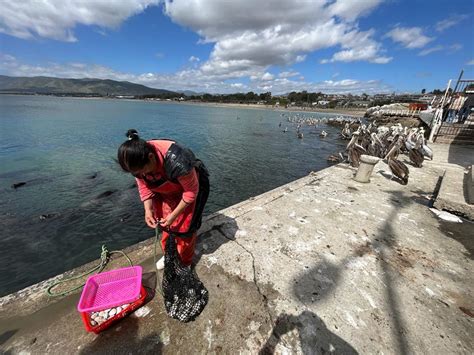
[
  {"xmin": 206, "ymin": 256, "xmax": 218, "ymax": 268},
  {"xmin": 425, "ymin": 287, "xmax": 436, "ymax": 297},
  {"xmin": 358, "ymin": 211, "xmax": 369, "ymax": 217},
  {"xmin": 345, "ymin": 257, "xmax": 369, "ymax": 271},
  {"xmin": 205, "ymin": 320, "xmax": 213, "ymax": 349},
  {"xmin": 359, "ymin": 289, "xmax": 377, "ymax": 308},
  {"xmin": 260, "ymin": 224, "xmax": 268, "ymax": 229},
  {"xmin": 288, "ymin": 226, "xmax": 299, "ymax": 236},
  {"xmin": 252, "ymin": 206, "xmax": 264, "ymax": 211},
  {"xmin": 249, "ymin": 321, "xmax": 261, "ymax": 332},
  {"xmin": 344, "ymin": 310, "xmax": 359, "ymax": 329},
  {"xmin": 328, "ymin": 197, "xmax": 350, "ymax": 205},
  {"xmin": 236, "ymin": 230, "xmax": 248, "ymax": 237},
  {"xmin": 289, "ymin": 211, "xmax": 296, "ymax": 218},
  {"xmin": 160, "ymin": 328, "xmax": 171, "ymax": 345}
]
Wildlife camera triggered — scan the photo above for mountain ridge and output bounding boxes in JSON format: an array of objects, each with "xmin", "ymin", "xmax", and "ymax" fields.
[{"xmin": 0, "ymin": 75, "xmax": 181, "ymax": 96}]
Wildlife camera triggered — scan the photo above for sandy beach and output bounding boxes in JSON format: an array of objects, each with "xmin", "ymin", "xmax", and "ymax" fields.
[{"xmin": 174, "ymin": 100, "xmax": 366, "ymax": 117}]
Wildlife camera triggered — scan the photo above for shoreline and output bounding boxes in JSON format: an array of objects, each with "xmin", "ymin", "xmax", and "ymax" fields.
[
  {"xmin": 0, "ymin": 93, "xmax": 366, "ymax": 117},
  {"xmin": 169, "ymin": 100, "xmax": 366, "ymax": 117}
]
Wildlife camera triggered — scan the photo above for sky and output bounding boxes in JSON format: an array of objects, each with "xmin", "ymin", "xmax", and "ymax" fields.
[{"xmin": 0, "ymin": 0, "xmax": 473, "ymax": 95}]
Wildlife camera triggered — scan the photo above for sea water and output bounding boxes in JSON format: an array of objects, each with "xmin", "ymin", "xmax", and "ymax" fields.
[{"xmin": 0, "ymin": 95, "xmax": 349, "ymax": 296}]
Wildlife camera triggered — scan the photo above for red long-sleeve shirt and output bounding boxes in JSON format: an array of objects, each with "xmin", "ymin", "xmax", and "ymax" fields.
[{"xmin": 136, "ymin": 140, "xmax": 199, "ymax": 204}]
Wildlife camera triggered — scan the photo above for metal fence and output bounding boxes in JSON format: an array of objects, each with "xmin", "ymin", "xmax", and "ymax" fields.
[{"xmin": 433, "ymin": 70, "xmax": 474, "ymax": 144}]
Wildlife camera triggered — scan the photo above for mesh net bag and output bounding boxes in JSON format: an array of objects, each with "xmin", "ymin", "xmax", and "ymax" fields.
[{"xmin": 162, "ymin": 233, "xmax": 209, "ymax": 322}]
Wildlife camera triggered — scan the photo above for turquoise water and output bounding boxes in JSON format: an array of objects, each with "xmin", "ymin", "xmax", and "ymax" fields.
[{"xmin": 0, "ymin": 95, "xmax": 348, "ymax": 296}]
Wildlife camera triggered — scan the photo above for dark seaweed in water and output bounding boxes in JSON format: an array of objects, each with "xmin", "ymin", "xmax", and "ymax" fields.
[{"xmin": 95, "ymin": 190, "xmax": 118, "ymax": 199}]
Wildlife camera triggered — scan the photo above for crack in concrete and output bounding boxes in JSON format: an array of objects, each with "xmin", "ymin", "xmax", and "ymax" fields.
[{"xmin": 214, "ymin": 225, "xmax": 275, "ymax": 325}]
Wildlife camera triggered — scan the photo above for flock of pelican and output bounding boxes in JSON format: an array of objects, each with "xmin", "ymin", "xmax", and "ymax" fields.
[
  {"xmin": 278, "ymin": 112, "xmax": 433, "ymax": 185},
  {"xmin": 338, "ymin": 121, "xmax": 433, "ymax": 185}
]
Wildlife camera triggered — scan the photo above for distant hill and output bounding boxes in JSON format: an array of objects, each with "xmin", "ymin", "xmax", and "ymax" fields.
[{"xmin": 0, "ymin": 75, "xmax": 180, "ymax": 96}]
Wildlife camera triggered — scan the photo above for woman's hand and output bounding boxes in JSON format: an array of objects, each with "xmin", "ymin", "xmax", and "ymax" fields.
[
  {"xmin": 145, "ymin": 209, "xmax": 157, "ymax": 228},
  {"xmin": 158, "ymin": 215, "xmax": 175, "ymax": 228}
]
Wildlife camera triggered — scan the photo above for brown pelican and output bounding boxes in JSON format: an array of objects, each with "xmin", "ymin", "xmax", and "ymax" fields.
[
  {"xmin": 406, "ymin": 128, "xmax": 424, "ymax": 168},
  {"xmin": 327, "ymin": 153, "xmax": 343, "ymax": 163},
  {"xmin": 346, "ymin": 130, "xmax": 366, "ymax": 167},
  {"xmin": 367, "ymin": 132, "xmax": 384, "ymax": 158},
  {"xmin": 408, "ymin": 148, "xmax": 424, "ymax": 168},
  {"xmin": 341, "ymin": 123, "xmax": 351, "ymax": 140},
  {"xmin": 385, "ymin": 137, "xmax": 409, "ymax": 185},
  {"xmin": 297, "ymin": 132, "xmax": 304, "ymax": 139},
  {"xmin": 417, "ymin": 128, "xmax": 433, "ymax": 160}
]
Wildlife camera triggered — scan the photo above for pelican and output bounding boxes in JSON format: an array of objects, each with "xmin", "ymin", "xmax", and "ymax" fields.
[
  {"xmin": 341, "ymin": 123, "xmax": 351, "ymax": 140},
  {"xmin": 320, "ymin": 130, "xmax": 328, "ymax": 138},
  {"xmin": 346, "ymin": 130, "xmax": 366, "ymax": 167},
  {"xmin": 385, "ymin": 137, "xmax": 409, "ymax": 185},
  {"xmin": 368, "ymin": 132, "xmax": 384, "ymax": 158},
  {"xmin": 408, "ymin": 147, "xmax": 424, "ymax": 168},
  {"xmin": 417, "ymin": 128, "xmax": 433, "ymax": 160}
]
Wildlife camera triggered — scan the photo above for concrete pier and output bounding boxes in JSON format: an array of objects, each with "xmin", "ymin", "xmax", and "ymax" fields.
[{"xmin": 1, "ymin": 143, "xmax": 473, "ymax": 354}]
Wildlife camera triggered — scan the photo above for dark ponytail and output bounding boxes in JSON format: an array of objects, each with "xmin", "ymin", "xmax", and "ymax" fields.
[{"xmin": 117, "ymin": 129, "xmax": 154, "ymax": 172}]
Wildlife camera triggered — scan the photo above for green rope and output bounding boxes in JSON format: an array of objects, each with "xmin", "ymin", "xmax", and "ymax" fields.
[{"xmin": 46, "ymin": 245, "xmax": 134, "ymax": 297}]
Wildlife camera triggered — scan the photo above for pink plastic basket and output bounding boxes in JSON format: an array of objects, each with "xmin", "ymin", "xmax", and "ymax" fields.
[{"xmin": 77, "ymin": 266, "xmax": 143, "ymax": 313}]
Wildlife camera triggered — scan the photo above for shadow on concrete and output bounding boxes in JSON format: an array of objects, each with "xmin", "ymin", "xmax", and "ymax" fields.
[
  {"xmin": 293, "ymin": 258, "xmax": 341, "ymax": 305},
  {"xmin": 274, "ymin": 189, "xmax": 419, "ymax": 355},
  {"xmin": 78, "ymin": 316, "xmax": 163, "ymax": 355},
  {"xmin": 193, "ymin": 213, "xmax": 239, "ymax": 265},
  {"xmin": 259, "ymin": 311, "xmax": 358, "ymax": 355},
  {"xmin": 447, "ymin": 144, "xmax": 474, "ymax": 168},
  {"xmin": 0, "ymin": 330, "xmax": 17, "ymax": 347},
  {"xmin": 437, "ymin": 220, "xmax": 474, "ymax": 260},
  {"xmin": 463, "ymin": 169, "xmax": 471, "ymax": 205},
  {"xmin": 142, "ymin": 271, "xmax": 158, "ymax": 301}
]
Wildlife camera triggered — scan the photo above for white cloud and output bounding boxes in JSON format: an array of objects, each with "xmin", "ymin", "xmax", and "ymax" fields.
[
  {"xmin": 418, "ymin": 45, "xmax": 443, "ymax": 56},
  {"xmin": 321, "ymin": 28, "xmax": 392, "ymax": 64},
  {"xmin": 155, "ymin": 53, "xmax": 165, "ymax": 59},
  {"xmin": 230, "ymin": 83, "xmax": 245, "ymax": 89},
  {"xmin": 467, "ymin": 59, "xmax": 474, "ymax": 65},
  {"xmin": 327, "ymin": 0, "xmax": 383, "ymax": 22},
  {"xmin": 0, "ymin": 54, "xmax": 391, "ymax": 94},
  {"xmin": 385, "ymin": 27, "xmax": 434, "ymax": 49},
  {"xmin": 418, "ymin": 43, "xmax": 462, "ymax": 56},
  {"xmin": 436, "ymin": 14, "xmax": 469, "ymax": 32},
  {"xmin": 279, "ymin": 71, "xmax": 299, "ymax": 78},
  {"xmin": 0, "ymin": 0, "xmax": 159, "ymax": 42},
  {"xmin": 0, "ymin": 0, "xmax": 395, "ymax": 94},
  {"xmin": 261, "ymin": 72, "xmax": 274, "ymax": 81},
  {"xmin": 163, "ymin": 0, "xmax": 389, "ymax": 74},
  {"xmin": 449, "ymin": 43, "xmax": 462, "ymax": 51},
  {"xmin": 189, "ymin": 56, "xmax": 200, "ymax": 62}
]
